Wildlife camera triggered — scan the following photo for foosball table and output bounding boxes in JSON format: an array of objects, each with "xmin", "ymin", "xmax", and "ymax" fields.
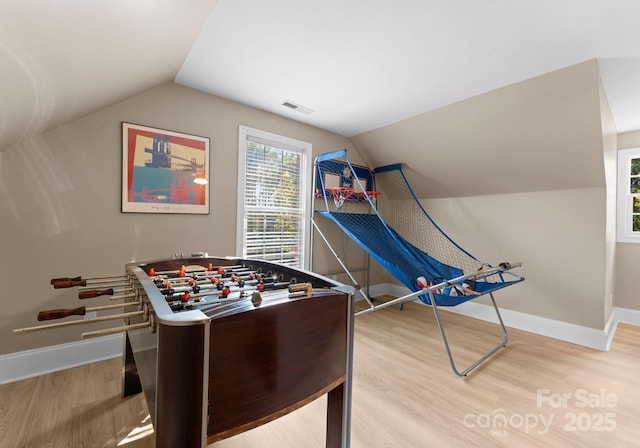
[{"xmin": 17, "ymin": 254, "xmax": 355, "ymax": 448}]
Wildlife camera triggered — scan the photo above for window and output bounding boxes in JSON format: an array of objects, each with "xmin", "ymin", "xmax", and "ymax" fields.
[
  {"xmin": 617, "ymin": 147, "xmax": 640, "ymax": 242},
  {"xmin": 237, "ymin": 126, "xmax": 312, "ymax": 268}
]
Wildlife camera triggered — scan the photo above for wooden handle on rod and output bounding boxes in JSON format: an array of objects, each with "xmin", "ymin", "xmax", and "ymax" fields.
[
  {"xmin": 36, "ymin": 302, "xmax": 139, "ymax": 321},
  {"xmin": 38, "ymin": 307, "xmax": 86, "ymax": 321},
  {"xmin": 53, "ymin": 280, "xmax": 88, "ymax": 289},
  {"xmin": 50, "ymin": 275, "xmax": 125, "ymax": 285},
  {"xmin": 50, "ymin": 276, "xmax": 81, "ymax": 284},
  {"xmin": 79, "ymin": 288, "xmax": 114, "ymax": 299},
  {"xmin": 13, "ymin": 310, "xmax": 145, "ymax": 334}
]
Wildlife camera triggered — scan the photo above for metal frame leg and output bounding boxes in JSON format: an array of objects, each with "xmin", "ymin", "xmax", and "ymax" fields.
[
  {"xmin": 428, "ymin": 292, "xmax": 508, "ymax": 377},
  {"xmin": 311, "ymin": 216, "xmax": 375, "ymax": 311}
]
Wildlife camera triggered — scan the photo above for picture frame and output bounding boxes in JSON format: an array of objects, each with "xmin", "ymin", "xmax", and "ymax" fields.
[{"xmin": 122, "ymin": 122, "xmax": 210, "ymax": 214}]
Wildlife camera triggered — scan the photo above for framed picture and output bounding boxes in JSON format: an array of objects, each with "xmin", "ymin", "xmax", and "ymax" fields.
[{"xmin": 122, "ymin": 122, "xmax": 210, "ymax": 214}]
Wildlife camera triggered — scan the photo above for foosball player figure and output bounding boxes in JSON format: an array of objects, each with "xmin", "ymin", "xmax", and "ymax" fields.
[
  {"xmin": 230, "ymin": 274, "xmax": 238, "ymax": 282},
  {"xmin": 237, "ymin": 279, "xmax": 246, "ymax": 297},
  {"xmin": 169, "ymin": 303, "xmax": 182, "ymax": 312},
  {"xmin": 257, "ymin": 279, "xmax": 265, "ymax": 292},
  {"xmin": 217, "ymin": 266, "xmax": 225, "ymax": 275},
  {"xmin": 181, "ymin": 293, "xmax": 191, "ymax": 303},
  {"xmin": 216, "ymin": 281, "xmax": 224, "ymax": 291},
  {"xmin": 193, "ymin": 285, "xmax": 201, "ymax": 294},
  {"xmin": 249, "ymin": 272, "xmax": 256, "ymax": 280},
  {"xmin": 207, "ymin": 263, "xmax": 214, "ymax": 271},
  {"xmin": 178, "ymin": 265, "xmax": 187, "ymax": 278},
  {"xmin": 161, "ymin": 287, "xmax": 175, "ymax": 296},
  {"xmin": 221, "ymin": 285, "xmax": 231, "ymax": 298},
  {"xmin": 148, "ymin": 268, "xmax": 156, "ymax": 277}
]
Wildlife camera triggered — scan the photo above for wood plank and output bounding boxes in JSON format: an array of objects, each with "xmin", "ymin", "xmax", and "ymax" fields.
[{"xmin": 1, "ymin": 300, "xmax": 639, "ymax": 447}]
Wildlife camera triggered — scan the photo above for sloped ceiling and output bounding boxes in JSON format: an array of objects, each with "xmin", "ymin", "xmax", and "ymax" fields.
[
  {"xmin": 352, "ymin": 60, "xmax": 606, "ymax": 198},
  {"xmin": 2, "ymin": 0, "xmax": 640, "ymax": 153},
  {"xmin": 0, "ymin": 0, "xmax": 218, "ymax": 151},
  {"xmin": 177, "ymin": 0, "xmax": 640, "ymax": 137}
]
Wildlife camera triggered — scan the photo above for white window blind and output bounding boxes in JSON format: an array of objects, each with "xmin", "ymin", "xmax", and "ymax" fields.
[{"xmin": 237, "ymin": 126, "xmax": 311, "ymax": 268}]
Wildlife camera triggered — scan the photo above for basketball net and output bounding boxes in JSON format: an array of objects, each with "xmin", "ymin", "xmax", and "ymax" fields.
[
  {"xmin": 330, "ymin": 187, "xmax": 353, "ymax": 211},
  {"xmin": 333, "ymin": 191, "xmax": 347, "ymax": 210}
]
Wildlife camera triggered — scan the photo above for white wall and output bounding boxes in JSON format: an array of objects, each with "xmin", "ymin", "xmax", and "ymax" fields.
[
  {"xmin": 0, "ymin": 82, "xmax": 360, "ymax": 355},
  {"xmin": 2, "ymin": 60, "xmax": 634, "ymax": 360},
  {"xmin": 351, "ymin": 60, "xmax": 613, "ymax": 330},
  {"xmin": 421, "ymin": 188, "xmax": 607, "ymax": 329},
  {"xmin": 598, "ymin": 73, "xmax": 618, "ymax": 323}
]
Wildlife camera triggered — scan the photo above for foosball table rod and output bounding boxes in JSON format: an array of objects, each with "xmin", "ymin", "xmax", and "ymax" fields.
[
  {"xmin": 109, "ymin": 293, "xmax": 136, "ymax": 301},
  {"xmin": 13, "ymin": 310, "xmax": 145, "ymax": 334},
  {"xmin": 149, "ymin": 264, "xmax": 245, "ymax": 277},
  {"xmin": 78, "ymin": 287, "xmax": 133, "ymax": 299},
  {"xmin": 163, "ymin": 280, "xmax": 307, "ymax": 302},
  {"xmin": 51, "ymin": 275, "xmax": 127, "ymax": 288},
  {"xmin": 158, "ymin": 271, "xmax": 256, "ymax": 285},
  {"xmin": 82, "ymin": 321, "xmax": 152, "ymax": 339},
  {"xmin": 37, "ymin": 302, "xmax": 140, "ymax": 321}
]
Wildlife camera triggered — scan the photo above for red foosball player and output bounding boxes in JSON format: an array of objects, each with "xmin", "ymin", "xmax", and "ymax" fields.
[
  {"xmin": 148, "ymin": 268, "xmax": 156, "ymax": 277},
  {"xmin": 249, "ymin": 272, "xmax": 256, "ymax": 280},
  {"xmin": 230, "ymin": 274, "xmax": 238, "ymax": 282},
  {"xmin": 257, "ymin": 280, "xmax": 265, "ymax": 292},
  {"xmin": 221, "ymin": 285, "xmax": 231, "ymax": 298},
  {"xmin": 178, "ymin": 265, "xmax": 187, "ymax": 278},
  {"xmin": 207, "ymin": 263, "xmax": 214, "ymax": 271},
  {"xmin": 217, "ymin": 266, "xmax": 225, "ymax": 275},
  {"xmin": 181, "ymin": 293, "xmax": 191, "ymax": 303}
]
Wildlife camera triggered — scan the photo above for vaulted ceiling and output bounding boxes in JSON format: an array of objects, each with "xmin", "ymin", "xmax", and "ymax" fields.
[{"xmin": 2, "ymin": 0, "xmax": 640, "ymax": 152}]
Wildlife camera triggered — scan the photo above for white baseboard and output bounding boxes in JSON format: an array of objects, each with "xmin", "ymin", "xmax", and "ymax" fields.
[
  {"xmin": 612, "ymin": 306, "xmax": 640, "ymax": 326},
  {"xmin": 0, "ymin": 334, "xmax": 123, "ymax": 385},
  {"xmin": 3, "ymin": 286, "xmax": 639, "ymax": 385},
  {"xmin": 366, "ymin": 283, "xmax": 640, "ymax": 351}
]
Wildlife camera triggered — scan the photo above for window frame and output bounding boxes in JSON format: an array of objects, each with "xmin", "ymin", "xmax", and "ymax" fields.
[
  {"xmin": 236, "ymin": 125, "xmax": 312, "ymax": 268},
  {"xmin": 617, "ymin": 147, "xmax": 640, "ymax": 243}
]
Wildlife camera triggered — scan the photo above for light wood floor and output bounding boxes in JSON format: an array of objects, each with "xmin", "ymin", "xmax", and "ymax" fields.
[{"xmin": 2, "ymin": 300, "xmax": 639, "ymax": 448}]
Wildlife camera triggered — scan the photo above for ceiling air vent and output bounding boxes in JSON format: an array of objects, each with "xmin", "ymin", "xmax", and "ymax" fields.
[{"xmin": 281, "ymin": 100, "xmax": 314, "ymax": 115}]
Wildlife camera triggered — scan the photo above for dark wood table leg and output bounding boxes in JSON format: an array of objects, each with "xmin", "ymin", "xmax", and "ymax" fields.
[
  {"xmin": 326, "ymin": 382, "xmax": 346, "ymax": 448},
  {"xmin": 122, "ymin": 332, "xmax": 142, "ymax": 397}
]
